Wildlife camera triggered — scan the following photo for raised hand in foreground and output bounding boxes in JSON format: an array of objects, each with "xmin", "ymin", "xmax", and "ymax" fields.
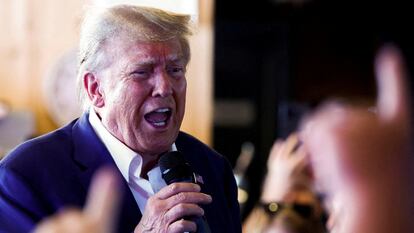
[
  {"xmin": 300, "ymin": 46, "xmax": 414, "ymax": 233},
  {"xmin": 34, "ymin": 168, "xmax": 121, "ymax": 233}
]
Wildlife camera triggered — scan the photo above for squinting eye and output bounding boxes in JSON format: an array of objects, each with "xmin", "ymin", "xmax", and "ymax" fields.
[
  {"xmin": 168, "ymin": 67, "xmax": 185, "ymax": 77},
  {"xmin": 130, "ymin": 70, "xmax": 150, "ymax": 79}
]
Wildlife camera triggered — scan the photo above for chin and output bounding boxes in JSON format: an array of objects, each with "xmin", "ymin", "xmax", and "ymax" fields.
[
  {"xmin": 145, "ymin": 146, "xmax": 171, "ymax": 158},
  {"xmin": 148, "ymin": 138, "xmax": 175, "ymax": 153}
]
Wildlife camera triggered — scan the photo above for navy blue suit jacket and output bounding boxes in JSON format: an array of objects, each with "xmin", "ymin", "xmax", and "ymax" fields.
[{"xmin": 0, "ymin": 113, "xmax": 241, "ymax": 233}]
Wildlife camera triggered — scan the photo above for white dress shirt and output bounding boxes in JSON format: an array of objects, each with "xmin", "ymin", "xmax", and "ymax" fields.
[{"xmin": 88, "ymin": 109, "xmax": 174, "ymax": 212}]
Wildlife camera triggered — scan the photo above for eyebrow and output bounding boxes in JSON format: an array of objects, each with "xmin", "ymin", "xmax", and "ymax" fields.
[{"xmin": 133, "ymin": 56, "xmax": 186, "ymax": 67}]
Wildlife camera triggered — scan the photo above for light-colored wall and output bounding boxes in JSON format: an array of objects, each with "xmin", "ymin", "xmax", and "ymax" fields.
[{"xmin": 0, "ymin": 0, "xmax": 213, "ymax": 145}]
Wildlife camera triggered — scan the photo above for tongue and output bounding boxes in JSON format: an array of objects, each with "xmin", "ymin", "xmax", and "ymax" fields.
[{"xmin": 145, "ymin": 112, "xmax": 169, "ymax": 123}]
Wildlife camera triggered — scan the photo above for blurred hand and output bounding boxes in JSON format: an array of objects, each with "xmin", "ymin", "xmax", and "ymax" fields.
[
  {"xmin": 34, "ymin": 168, "xmax": 121, "ymax": 233},
  {"xmin": 261, "ymin": 134, "xmax": 311, "ymax": 202},
  {"xmin": 300, "ymin": 46, "xmax": 414, "ymax": 233},
  {"xmin": 134, "ymin": 183, "xmax": 212, "ymax": 233}
]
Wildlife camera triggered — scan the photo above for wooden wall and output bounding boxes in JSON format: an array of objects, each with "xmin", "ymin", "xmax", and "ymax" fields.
[
  {"xmin": 0, "ymin": 0, "xmax": 213, "ymax": 145},
  {"xmin": 0, "ymin": 0, "xmax": 84, "ymax": 134},
  {"xmin": 181, "ymin": 0, "xmax": 214, "ymax": 145}
]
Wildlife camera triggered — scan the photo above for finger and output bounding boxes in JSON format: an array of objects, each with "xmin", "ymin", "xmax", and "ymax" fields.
[
  {"xmin": 280, "ymin": 133, "xmax": 300, "ymax": 158},
  {"xmin": 54, "ymin": 210, "xmax": 91, "ymax": 233},
  {"xmin": 299, "ymin": 102, "xmax": 349, "ymax": 153},
  {"xmin": 34, "ymin": 215, "xmax": 61, "ymax": 233},
  {"xmin": 156, "ymin": 183, "xmax": 201, "ymax": 199},
  {"xmin": 168, "ymin": 219, "xmax": 197, "ymax": 233},
  {"xmin": 268, "ymin": 139, "xmax": 283, "ymax": 166},
  {"xmin": 34, "ymin": 209, "xmax": 86, "ymax": 233},
  {"xmin": 291, "ymin": 146, "xmax": 308, "ymax": 172},
  {"xmin": 299, "ymin": 105, "xmax": 343, "ymax": 183},
  {"xmin": 84, "ymin": 167, "xmax": 121, "ymax": 232},
  {"xmin": 375, "ymin": 45, "xmax": 410, "ymax": 123},
  {"xmin": 164, "ymin": 192, "xmax": 212, "ymax": 211},
  {"xmin": 164, "ymin": 203, "xmax": 205, "ymax": 223}
]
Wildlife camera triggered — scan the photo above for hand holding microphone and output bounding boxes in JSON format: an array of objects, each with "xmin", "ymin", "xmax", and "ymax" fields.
[
  {"xmin": 159, "ymin": 151, "xmax": 212, "ymax": 233},
  {"xmin": 134, "ymin": 151, "xmax": 212, "ymax": 233},
  {"xmin": 35, "ymin": 152, "xmax": 212, "ymax": 233}
]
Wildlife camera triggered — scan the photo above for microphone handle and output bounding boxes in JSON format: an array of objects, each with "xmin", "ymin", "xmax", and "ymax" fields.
[
  {"xmin": 194, "ymin": 216, "xmax": 212, "ymax": 233},
  {"xmin": 159, "ymin": 151, "xmax": 211, "ymax": 233},
  {"xmin": 172, "ymin": 177, "xmax": 211, "ymax": 232}
]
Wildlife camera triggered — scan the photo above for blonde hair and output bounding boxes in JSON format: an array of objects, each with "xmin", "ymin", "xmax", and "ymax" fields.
[{"xmin": 77, "ymin": 5, "xmax": 192, "ymax": 110}]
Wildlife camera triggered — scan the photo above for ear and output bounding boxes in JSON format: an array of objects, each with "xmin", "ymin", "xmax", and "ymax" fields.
[{"xmin": 83, "ymin": 72, "xmax": 105, "ymax": 108}]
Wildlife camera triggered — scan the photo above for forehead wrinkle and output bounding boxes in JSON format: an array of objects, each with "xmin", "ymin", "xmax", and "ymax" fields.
[
  {"xmin": 111, "ymin": 40, "xmax": 186, "ymax": 70},
  {"xmin": 135, "ymin": 58, "xmax": 158, "ymax": 66},
  {"xmin": 117, "ymin": 62, "xmax": 132, "ymax": 79},
  {"xmin": 115, "ymin": 36, "xmax": 186, "ymax": 64}
]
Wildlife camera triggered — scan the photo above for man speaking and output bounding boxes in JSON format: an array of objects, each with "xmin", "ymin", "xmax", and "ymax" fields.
[{"xmin": 0, "ymin": 5, "xmax": 241, "ymax": 233}]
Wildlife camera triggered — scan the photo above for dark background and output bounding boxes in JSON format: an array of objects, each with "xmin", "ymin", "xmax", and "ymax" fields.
[{"xmin": 212, "ymin": 0, "xmax": 414, "ymax": 220}]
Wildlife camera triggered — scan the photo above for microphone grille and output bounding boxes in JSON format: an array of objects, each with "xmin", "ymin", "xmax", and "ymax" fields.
[
  {"xmin": 159, "ymin": 151, "xmax": 186, "ymax": 171},
  {"xmin": 159, "ymin": 151, "xmax": 194, "ymax": 184}
]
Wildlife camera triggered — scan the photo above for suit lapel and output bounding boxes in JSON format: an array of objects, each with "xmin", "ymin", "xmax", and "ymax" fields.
[
  {"xmin": 71, "ymin": 113, "xmax": 142, "ymax": 232},
  {"xmin": 175, "ymin": 132, "xmax": 211, "ymax": 192}
]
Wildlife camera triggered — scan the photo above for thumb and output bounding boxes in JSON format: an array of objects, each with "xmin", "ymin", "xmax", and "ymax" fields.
[
  {"xmin": 375, "ymin": 45, "xmax": 410, "ymax": 124},
  {"xmin": 84, "ymin": 167, "xmax": 121, "ymax": 233}
]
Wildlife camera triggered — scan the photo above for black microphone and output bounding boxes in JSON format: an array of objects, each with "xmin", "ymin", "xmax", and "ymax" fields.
[{"xmin": 159, "ymin": 151, "xmax": 211, "ymax": 233}]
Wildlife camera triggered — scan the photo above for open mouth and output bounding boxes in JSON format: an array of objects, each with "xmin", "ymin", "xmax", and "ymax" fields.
[{"xmin": 144, "ymin": 107, "xmax": 172, "ymax": 128}]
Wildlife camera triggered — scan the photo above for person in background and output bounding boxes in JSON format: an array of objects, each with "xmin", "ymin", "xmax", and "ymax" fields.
[
  {"xmin": 0, "ymin": 100, "xmax": 10, "ymax": 157},
  {"xmin": 300, "ymin": 45, "xmax": 414, "ymax": 233},
  {"xmin": 0, "ymin": 100, "xmax": 10, "ymax": 120},
  {"xmin": 243, "ymin": 134, "xmax": 326, "ymax": 233},
  {"xmin": 0, "ymin": 100, "xmax": 35, "ymax": 158},
  {"xmin": 0, "ymin": 5, "xmax": 240, "ymax": 233}
]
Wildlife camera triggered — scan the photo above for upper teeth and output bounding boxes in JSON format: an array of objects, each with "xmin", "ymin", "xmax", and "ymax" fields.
[{"xmin": 155, "ymin": 108, "xmax": 169, "ymax": 113}]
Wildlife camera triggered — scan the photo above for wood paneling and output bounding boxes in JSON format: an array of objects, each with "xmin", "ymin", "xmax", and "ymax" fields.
[
  {"xmin": 0, "ymin": 0, "xmax": 84, "ymax": 134},
  {"xmin": 181, "ymin": 0, "xmax": 214, "ymax": 145}
]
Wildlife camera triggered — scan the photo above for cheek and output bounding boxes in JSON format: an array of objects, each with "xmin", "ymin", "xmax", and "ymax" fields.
[
  {"xmin": 105, "ymin": 89, "xmax": 148, "ymax": 122},
  {"xmin": 177, "ymin": 80, "xmax": 187, "ymax": 102},
  {"xmin": 102, "ymin": 79, "xmax": 126, "ymax": 103},
  {"xmin": 116, "ymin": 83, "xmax": 149, "ymax": 104},
  {"xmin": 107, "ymin": 94, "xmax": 132, "ymax": 114},
  {"xmin": 177, "ymin": 83, "xmax": 187, "ymax": 115}
]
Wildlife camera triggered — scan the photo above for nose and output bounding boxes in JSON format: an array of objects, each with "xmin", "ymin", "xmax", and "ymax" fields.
[{"xmin": 152, "ymin": 71, "xmax": 173, "ymax": 98}]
